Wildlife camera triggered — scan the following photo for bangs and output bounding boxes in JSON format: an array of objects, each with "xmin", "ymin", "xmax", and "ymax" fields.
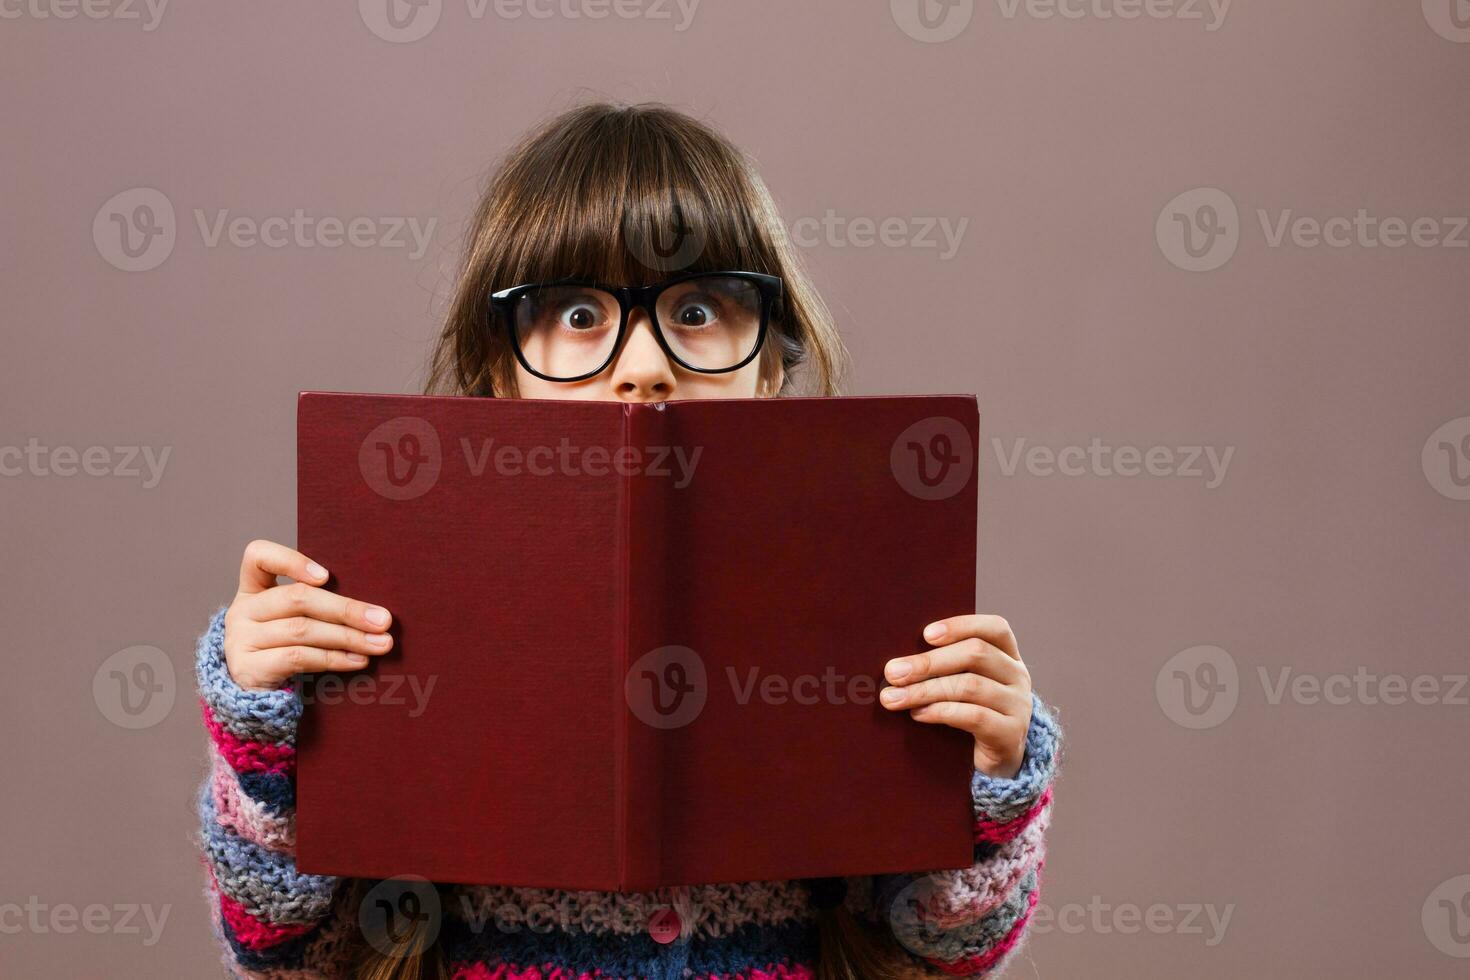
[{"xmin": 495, "ymin": 108, "xmax": 777, "ymax": 288}]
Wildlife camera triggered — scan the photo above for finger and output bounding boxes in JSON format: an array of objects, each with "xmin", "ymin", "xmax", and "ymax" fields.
[
  {"xmin": 880, "ymin": 673, "xmax": 1020, "ymax": 713},
  {"xmin": 246, "ymin": 582, "xmax": 392, "ymax": 633},
  {"xmin": 251, "ymin": 617, "xmax": 394, "ymax": 657},
  {"xmin": 922, "ymin": 614, "xmax": 1019, "ymax": 660},
  {"xmin": 906, "ymin": 700, "xmax": 1007, "ymax": 733},
  {"xmin": 238, "ymin": 539, "xmax": 329, "ymax": 596},
  {"xmin": 258, "ymin": 646, "xmax": 373, "ymax": 676},
  {"xmin": 885, "ymin": 637, "xmax": 1023, "ymax": 687}
]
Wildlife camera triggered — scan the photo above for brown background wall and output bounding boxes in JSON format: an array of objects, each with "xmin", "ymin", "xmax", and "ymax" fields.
[{"xmin": 4, "ymin": 1, "xmax": 1469, "ymax": 976}]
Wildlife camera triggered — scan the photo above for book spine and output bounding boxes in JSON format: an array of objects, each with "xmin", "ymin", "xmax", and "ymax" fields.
[
  {"xmin": 614, "ymin": 403, "xmax": 632, "ymax": 891},
  {"xmin": 617, "ymin": 403, "xmax": 669, "ymax": 891}
]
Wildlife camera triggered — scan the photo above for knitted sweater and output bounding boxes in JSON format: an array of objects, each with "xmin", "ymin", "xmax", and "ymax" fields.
[{"xmin": 195, "ymin": 608, "xmax": 1060, "ymax": 979}]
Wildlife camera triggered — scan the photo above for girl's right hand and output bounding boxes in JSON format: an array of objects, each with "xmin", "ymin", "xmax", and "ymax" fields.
[{"xmin": 223, "ymin": 539, "xmax": 393, "ymax": 691}]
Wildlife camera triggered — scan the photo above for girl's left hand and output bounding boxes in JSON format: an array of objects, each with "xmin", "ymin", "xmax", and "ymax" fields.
[{"xmin": 881, "ymin": 614, "xmax": 1033, "ymax": 779}]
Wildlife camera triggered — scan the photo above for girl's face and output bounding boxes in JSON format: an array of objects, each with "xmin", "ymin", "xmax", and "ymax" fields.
[{"xmin": 512, "ymin": 308, "xmax": 776, "ymax": 403}]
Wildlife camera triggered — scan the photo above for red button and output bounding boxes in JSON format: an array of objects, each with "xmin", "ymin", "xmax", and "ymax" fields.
[{"xmin": 647, "ymin": 907, "xmax": 681, "ymax": 945}]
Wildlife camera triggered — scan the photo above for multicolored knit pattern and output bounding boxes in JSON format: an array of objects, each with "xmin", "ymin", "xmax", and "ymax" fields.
[{"xmin": 195, "ymin": 608, "xmax": 1060, "ymax": 979}]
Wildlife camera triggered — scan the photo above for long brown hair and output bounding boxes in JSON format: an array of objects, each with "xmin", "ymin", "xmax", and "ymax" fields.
[
  {"xmin": 362, "ymin": 102, "xmax": 897, "ymax": 980},
  {"xmin": 425, "ymin": 101, "xmax": 847, "ymax": 397}
]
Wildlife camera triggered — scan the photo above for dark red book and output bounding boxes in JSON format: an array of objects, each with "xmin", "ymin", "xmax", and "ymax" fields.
[{"xmin": 295, "ymin": 391, "xmax": 980, "ymax": 890}]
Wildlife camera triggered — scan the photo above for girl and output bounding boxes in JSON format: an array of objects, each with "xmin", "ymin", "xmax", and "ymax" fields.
[{"xmin": 196, "ymin": 102, "xmax": 1059, "ymax": 980}]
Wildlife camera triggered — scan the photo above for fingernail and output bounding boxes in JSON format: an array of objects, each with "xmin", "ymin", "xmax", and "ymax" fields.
[
  {"xmin": 346, "ymin": 654, "xmax": 369, "ymax": 666},
  {"xmin": 886, "ymin": 660, "xmax": 912, "ymax": 681},
  {"xmin": 880, "ymin": 687, "xmax": 905, "ymax": 706},
  {"xmin": 367, "ymin": 633, "xmax": 391, "ymax": 648},
  {"xmin": 923, "ymin": 622, "xmax": 946, "ymax": 642},
  {"xmin": 306, "ymin": 561, "xmax": 329, "ymax": 581},
  {"xmin": 364, "ymin": 606, "xmax": 390, "ymax": 627}
]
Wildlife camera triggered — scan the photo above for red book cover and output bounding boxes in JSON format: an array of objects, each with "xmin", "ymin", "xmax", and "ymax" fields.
[{"xmin": 295, "ymin": 392, "xmax": 980, "ymax": 890}]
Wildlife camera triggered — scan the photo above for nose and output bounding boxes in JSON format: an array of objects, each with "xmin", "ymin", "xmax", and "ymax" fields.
[{"xmin": 607, "ymin": 312, "xmax": 676, "ymax": 402}]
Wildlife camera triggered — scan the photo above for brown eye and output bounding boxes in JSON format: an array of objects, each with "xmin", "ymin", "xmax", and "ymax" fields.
[
  {"xmin": 678, "ymin": 305, "xmax": 709, "ymax": 326},
  {"xmin": 558, "ymin": 302, "xmax": 606, "ymax": 331}
]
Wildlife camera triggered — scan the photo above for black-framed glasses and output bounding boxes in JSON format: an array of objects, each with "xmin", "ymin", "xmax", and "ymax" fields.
[{"xmin": 490, "ymin": 271, "xmax": 783, "ymax": 383}]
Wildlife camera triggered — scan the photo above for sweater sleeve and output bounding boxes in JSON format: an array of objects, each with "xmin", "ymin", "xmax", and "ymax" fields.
[
  {"xmin": 194, "ymin": 607, "xmax": 354, "ymax": 978},
  {"xmin": 858, "ymin": 695, "xmax": 1060, "ymax": 977}
]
